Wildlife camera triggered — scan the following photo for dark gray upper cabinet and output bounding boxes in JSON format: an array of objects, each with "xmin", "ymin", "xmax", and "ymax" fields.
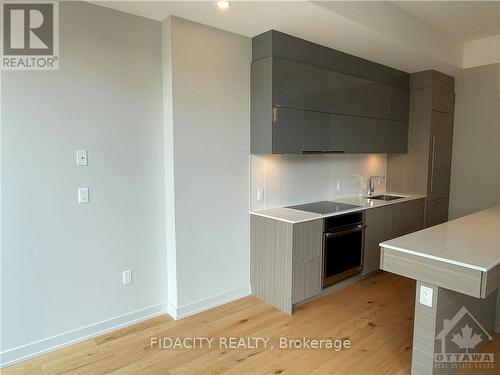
[
  {"xmin": 273, "ymin": 58, "xmax": 409, "ymax": 122},
  {"xmin": 251, "ymin": 30, "xmax": 410, "ymax": 154},
  {"xmin": 273, "ymin": 107, "xmax": 408, "ymax": 154}
]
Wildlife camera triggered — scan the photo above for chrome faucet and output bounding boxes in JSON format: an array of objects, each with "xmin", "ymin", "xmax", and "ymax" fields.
[{"xmin": 367, "ymin": 175, "xmax": 385, "ymax": 196}]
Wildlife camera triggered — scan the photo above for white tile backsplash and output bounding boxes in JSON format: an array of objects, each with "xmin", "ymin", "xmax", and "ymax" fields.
[{"xmin": 250, "ymin": 154, "xmax": 387, "ymax": 211}]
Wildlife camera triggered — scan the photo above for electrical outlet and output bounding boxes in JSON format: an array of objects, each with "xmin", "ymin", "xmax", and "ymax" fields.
[
  {"xmin": 419, "ymin": 285, "xmax": 433, "ymax": 307},
  {"xmin": 78, "ymin": 188, "xmax": 89, "ymax": 204},
  {"xmin": 76, "ymin": 150, "xmax": 88, "ymax": 166},
  {"xmin": 122, "ymin": 270, "xmax": 132, "ymax": 285}
]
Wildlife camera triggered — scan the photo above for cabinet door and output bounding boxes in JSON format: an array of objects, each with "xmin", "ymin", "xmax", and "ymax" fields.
[
  {"xmin": 272, "ymin": 107, "xmax": 303, "ymax": 153},
  {"xmin": 292, "ymin": 220, "xmax": 323, "ymax": 263},
  {"xmin": 427, "ymin": 111, "xmax": 454, "ymax": 200},
  {"xmin": 273, "ymin": 58, "xmax": 409, "ymax": 122},
  {"xmin": 391, "ymin": 199, "xmax": 425, "ymax": 237},
  {"xmin": 363, "ymin": 206, "xmax": 393, "ymax": 275},
  {"xmin": 292, "ymin": 257, "xmax": 322, "ymax": 303},
  {"xmin": 432, "ymin": 88, "xmax": 455, "ymax": 114},
  {"xmin": 425, "ymin": 198, "xmax": 449, "ymax": 228},
  {"xmin": 274, "ymin": 107, "xmax": 408, "ymax": 154}
]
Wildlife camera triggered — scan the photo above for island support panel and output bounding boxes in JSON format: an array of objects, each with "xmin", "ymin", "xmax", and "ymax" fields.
[{"xmin": 412, "ymin": 281, "xmax": 498, "ymax": 375}]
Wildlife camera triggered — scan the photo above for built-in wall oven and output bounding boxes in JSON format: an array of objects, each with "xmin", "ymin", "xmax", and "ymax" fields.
[{"xmin": 323, "ymin": 212, "xmax": 365, "ymax": 288}]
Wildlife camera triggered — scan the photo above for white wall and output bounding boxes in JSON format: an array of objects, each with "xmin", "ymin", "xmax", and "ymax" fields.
[
  {"xmin": 251, "ymin": 154, "xmax": 387, "ymax": 211},
  {"xmin": 162, "ymin": 17, "xmax": 251, "ymax": 318},
  {"xmin": 1, "ymin": 2, "xmax": 166, "ymax": 364},
  {"xmin": 449, "ymin": 64, "xmax": 500, "ymax": 219}
]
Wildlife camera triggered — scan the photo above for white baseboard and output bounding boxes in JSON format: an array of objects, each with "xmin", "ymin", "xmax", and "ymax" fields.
[
  {"xmin": 169, "ymin": 285, "xmax": 250, "ymax": 320},
  {"xmin": 0, "ymin": 303, "xmax": 168, "ymax": 368},
  {"xmin": 1, "ymin": 285, "xmax": 251, "ymax": 367}
]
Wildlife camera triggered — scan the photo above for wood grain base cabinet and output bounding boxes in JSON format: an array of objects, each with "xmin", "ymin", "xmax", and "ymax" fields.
[
  {"xmin": 252, "ymin": 199, "xmax": 425, "ymax": 313},
  {"xmin": 251, "ymin": 216, "xmax": 322, "ymax": 314},
  {"xmin": 425, "ymin": 198, "xmax": 449, "ymax": 228},
  {"xmin": 363, "ymin": 198, "xmax": 425, "ymax": 276},
  {"xmin": 363, "ymin": 205, "xmax": 393, "ymax": 275}
]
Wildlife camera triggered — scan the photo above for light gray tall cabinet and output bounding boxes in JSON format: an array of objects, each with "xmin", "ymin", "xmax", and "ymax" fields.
[{"xmin": 387, "ymin": 70, "xmax": 455, "ymax": 227}]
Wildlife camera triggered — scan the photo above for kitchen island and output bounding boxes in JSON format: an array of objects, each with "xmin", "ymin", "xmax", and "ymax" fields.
[{"xmin": 380, "ymin": 206, "xmax": 500, "ymax": 374}]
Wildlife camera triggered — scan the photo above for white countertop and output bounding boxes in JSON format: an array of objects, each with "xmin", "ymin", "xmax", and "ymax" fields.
[
  {"xmin": 250, "ymin": 193, "xmax": 426, "ymax": 224},
  {"xmin": 380, "ymin": 206, "xmax": 500, "ymax": 272}
]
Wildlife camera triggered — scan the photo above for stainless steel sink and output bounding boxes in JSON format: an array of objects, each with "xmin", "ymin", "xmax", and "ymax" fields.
[{"xmin": 368, "ymin": 195, "xmax": 404, "ymax": 201}]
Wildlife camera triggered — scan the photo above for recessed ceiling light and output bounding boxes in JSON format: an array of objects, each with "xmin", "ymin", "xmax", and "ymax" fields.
[{"xmin": 217, "ymin": 1, "xmax": 230, "ymax": 10}]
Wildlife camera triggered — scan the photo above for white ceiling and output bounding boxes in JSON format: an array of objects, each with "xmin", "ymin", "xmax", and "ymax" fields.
[
  {"xmin": 92, "ymin": 1, "xmax": 500, "ymax": 75},
  {"xmin": 393, "ymin": 1, "xmax": 500, "ymax": 43}
]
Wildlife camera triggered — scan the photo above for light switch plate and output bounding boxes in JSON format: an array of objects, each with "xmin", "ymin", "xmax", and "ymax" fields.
[
  {"xmin": 256, "ymin": 189, "xmax": 264, "ymax": 201},
  {"xmin": 419, "ymin": 285, "xmax": 433, "ymax": 307},
  {"xmin": 76, "ymin": 150, "xmax": 88, "ymax": 166},
  {"xmin": 122, "ymin": 270, "xmax": 132, "ymax": 285}
]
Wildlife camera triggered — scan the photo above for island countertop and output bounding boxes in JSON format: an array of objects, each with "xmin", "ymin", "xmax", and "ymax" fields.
[
  {"xmin": 380, "ymin": 206, "xmax": 500, "ymax": 374},
  {"xmin": 380, "ymin": 206, "xmax": 500, "ymax": 272}
]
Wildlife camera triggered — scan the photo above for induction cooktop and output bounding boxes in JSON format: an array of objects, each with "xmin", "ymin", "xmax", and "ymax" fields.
[{"xmin": 286, "ymin": 201, "xmax": 361, "ymax": 215}]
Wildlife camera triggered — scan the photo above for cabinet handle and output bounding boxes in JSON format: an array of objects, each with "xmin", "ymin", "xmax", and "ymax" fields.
[
  {"xmin": 302, "ymin": 150, "xmax": 345, "ymax": 154},
  {"xmin": 430, "ymin": 135, "xmax": 436, "ymax": 192}
]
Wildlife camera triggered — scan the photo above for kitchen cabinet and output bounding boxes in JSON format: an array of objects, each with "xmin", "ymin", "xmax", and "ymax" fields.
[
  {"xmin": 251, "ymin": 30, "xmax": 410, "ymax": 154},
  {"xmin": 292, "ymin": 219, "xmax": 323, "ymax": 262},
  {"xmin": 273, "ymin": 57, "xmax": 409, "ymax": 122},
  {"xmin": 363, "ymin": 205, "xmax": 393, "ymax": 275},
  {"xmin": 425, "ymin": 197, "xmax": 449, "ymax": 228},
  {"xmin": 391, "ymin": 198, "xmax": 425, "ymax": 236},
  {"xmin": 427, "ymin": 111, "xmax": 454, "ymax": 201},
  {"xmin": 363, "ymin": 199, "xmax": 425, "ymax": 275},
  {"xmin": 272, "ymin": 107, "xmax": 408, "ymax": 154},
  {"xmin": 251, "ymin": 216, "xmax": 322, "ymax": 314},
  {"xmin": 252, "ymin": 198, "xmax": 426, "ymax": 313},
  {"xmin": 292, "ymin": 258, "xmax": 322, "ymax": 304},
  {"xmin": 387, "ymin": 70, "xmax": 455, "ymax": 228}
]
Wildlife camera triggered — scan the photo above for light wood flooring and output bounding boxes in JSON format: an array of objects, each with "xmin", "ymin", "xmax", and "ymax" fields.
[{"xmin": 4, "ymin": 272, "xmax": 499, "ymax": 374}]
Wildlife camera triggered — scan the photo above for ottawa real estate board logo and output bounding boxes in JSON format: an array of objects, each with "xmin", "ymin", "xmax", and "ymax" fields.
[
  {"xmin": 434, "ymin": 306, "xmax": 494, "ymax": 370},
  {"xmin": 1, "ymin": 1, "xmax": 59, "ymax": 70}
]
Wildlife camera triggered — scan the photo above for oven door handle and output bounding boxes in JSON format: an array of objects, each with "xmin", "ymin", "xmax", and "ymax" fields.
[{"xmin": 324, "ymin": 224, "xmax": 366, "ymax": 238}]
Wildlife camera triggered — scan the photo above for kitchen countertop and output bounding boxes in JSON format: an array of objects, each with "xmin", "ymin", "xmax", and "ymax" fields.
[
  {"xmin": 380, "ymin": 205, "xmax": 500, "ymax": 272},
  {"xmin": 249, "ymin": 193, "xmax": 426, "ymax": 224}
]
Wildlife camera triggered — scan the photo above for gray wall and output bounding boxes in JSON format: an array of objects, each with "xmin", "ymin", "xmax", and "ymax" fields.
[
  {"xmin": 162, "ymin": 17, "xmax": 251, "ymax": 315},
  {"xmin": 449, "ymin": 64, "xmax": 500, "ymax": 219},
  {"xmin": 1, "ymin": 1, "xmax": 166, "ymax": 360}
]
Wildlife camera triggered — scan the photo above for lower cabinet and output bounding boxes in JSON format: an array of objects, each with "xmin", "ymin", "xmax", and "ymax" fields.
[
  {"xmin": 363, "ymin": 205, "xmax": 393, "ymax": 275},
  {"xmin": 251, "ymin": 215, "xmax": 323, "ymax": 314},
  {"xmin": 391, "ymin": 198, "xmax": 425, "ymax": 236},
  {"xmin": 292, "ymin": 220, "xmax": 323, "ymax": 303},
  {"xmin": 251, "ymin": 198, "xmax": 425, "ymax": 314},
  {"xmin": 425, "ymin": 197, "xmax": 449, "ymax": 227},
  {"xmin": 363, "ymin": 198, "xmax": 425, "ymax": 275},
  {"xmin": 292, "ymin": 257, "xmax": 322, "ymax": 303}
]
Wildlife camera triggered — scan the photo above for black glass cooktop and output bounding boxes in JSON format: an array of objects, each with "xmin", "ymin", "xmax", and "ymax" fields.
[{"xmin": 286, "ymin": 201, "xmax": 361, "ymax": 215}]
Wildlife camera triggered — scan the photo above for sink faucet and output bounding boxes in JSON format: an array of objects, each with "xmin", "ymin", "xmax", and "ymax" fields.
[{"xmin": 367, "ymin": 175, "xmax": 385, "ymax": 196}]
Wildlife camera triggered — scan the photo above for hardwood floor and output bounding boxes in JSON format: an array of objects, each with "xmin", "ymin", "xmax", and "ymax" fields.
[{"xmin": 3, "ymin": 272, "xmax": 498, "ymax": 374}]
